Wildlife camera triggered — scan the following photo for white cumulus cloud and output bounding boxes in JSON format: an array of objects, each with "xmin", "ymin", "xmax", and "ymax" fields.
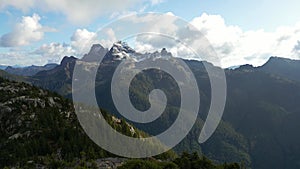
[
  {"xmin": 30, "ymin": 28, "xmax": 102, "ymax": 64},
  {"xmin": 125, "ymin": 13, "xmax": 300, "ymax": 67},
  {"xmin": 0, "ymin": 13, "xmax": 55, "ymax": 47},
  {"xmin": 190, "ymin": 13, "xmax": 300, "ymax": 67},
  {"xmin": 32, "ymin": 42, "xmax": 75, "ymax": 63},
  {"xmin": 71, "ymin": 29, "xmax": 100, "ymax": 56}
]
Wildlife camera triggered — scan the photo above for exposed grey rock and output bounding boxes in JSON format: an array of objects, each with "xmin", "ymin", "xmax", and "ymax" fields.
[
  {"xmin": 0, "ymin": 106, "xmax": 12, "ymax": 114},
  {"xmin": 48, "ymin": 97, "xmax": 55, "ymax": 107},
  {"xmin": 95, "ymin": 158, "xmax": 127, "ymax": 169}
]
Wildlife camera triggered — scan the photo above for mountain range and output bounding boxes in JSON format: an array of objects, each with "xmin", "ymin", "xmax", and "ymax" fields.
[
  {"xmin": 1, "ymin": 42, "xmax": 300, "ymax": 169},
  {"xmin": 4, "ymin": 63, "xmax": 58, "ymax": 76},
  {"xmin": 0, "ymin": 70, "xmax": 240, "ymax": 169}
]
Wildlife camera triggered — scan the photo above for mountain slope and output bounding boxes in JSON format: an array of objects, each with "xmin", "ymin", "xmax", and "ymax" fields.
[
  {"xmin": 0, "ymin": 69, "xmax": 27, "ymax": 82},
  {"xmin": 30, "ymin": 56, "xmax": 77, "ymax": 97},
  {"xmin": 224, "ymin": 66, "xmax": 300, "ymax": 169},
  {"xmin": 0, "ymin": 77, "xmax": 155, "ymax": 168},
  {"xmin": 257, "ymin": 56, "xmax": 300, "ymax": 82}
]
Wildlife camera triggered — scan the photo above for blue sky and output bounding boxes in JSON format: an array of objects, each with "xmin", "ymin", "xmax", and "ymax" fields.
[{"xmin": 0, "ymin": 0, "xmax": 300, "ymax": 67}]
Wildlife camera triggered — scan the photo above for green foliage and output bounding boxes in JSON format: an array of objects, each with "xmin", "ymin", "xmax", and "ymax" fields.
[
  {"xmin": 119, "ymin": 152, "xmax": 241, "ymax": 169},
  {"xmin": 118, "ymin": 159, "xmax": 165, "ymax": 169},
  {"xmin": 0, "ymin": 77, "xmax": 139, "ymax": 168}
]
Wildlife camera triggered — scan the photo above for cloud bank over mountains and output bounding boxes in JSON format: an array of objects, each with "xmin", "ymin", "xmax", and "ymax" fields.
[
  {"xmin": 191, "ymin": 13, "xmax": 300, "ymax": 67},
  {"xmin": 0, "ymin": 11, "xmax": 300, "ymax": 67}
]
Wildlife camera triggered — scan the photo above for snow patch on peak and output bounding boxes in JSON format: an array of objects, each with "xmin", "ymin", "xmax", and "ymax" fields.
[
  {"xmin": 112, "ymin": 41, "xmax": 135, "ymax": 54},
  {"xmin": 109, "ymin": 41, "xmax": 136, "ymax": 61},
  {"xmin": 83, "ymin": 42, "xmax": 174, "ymax": 63}
]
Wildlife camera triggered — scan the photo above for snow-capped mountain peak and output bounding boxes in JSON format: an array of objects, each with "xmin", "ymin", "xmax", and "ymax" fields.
[
  {"xmin": 112, "ymin": 41, "xmax": 135, "ymax": 53},
  {"xmin": 82, "ymin": 42, "xmax": 173, "ymax": 63},
  {"xmin": 109, "ymin": 41, "xmax": 136, "ymax": 61}
]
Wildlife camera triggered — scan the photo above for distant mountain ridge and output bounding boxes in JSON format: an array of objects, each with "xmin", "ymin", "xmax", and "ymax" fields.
[
  {"xmin": 4, "ymin": 63, "xmax": 58, "ymax": 76},
  {"xmin": 257, "ymin": 56, "xmax": 300, "ymax": 82},
  {"xmin": 0, "ymin": 65, "xmax": 7, "ymax": 70}
]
